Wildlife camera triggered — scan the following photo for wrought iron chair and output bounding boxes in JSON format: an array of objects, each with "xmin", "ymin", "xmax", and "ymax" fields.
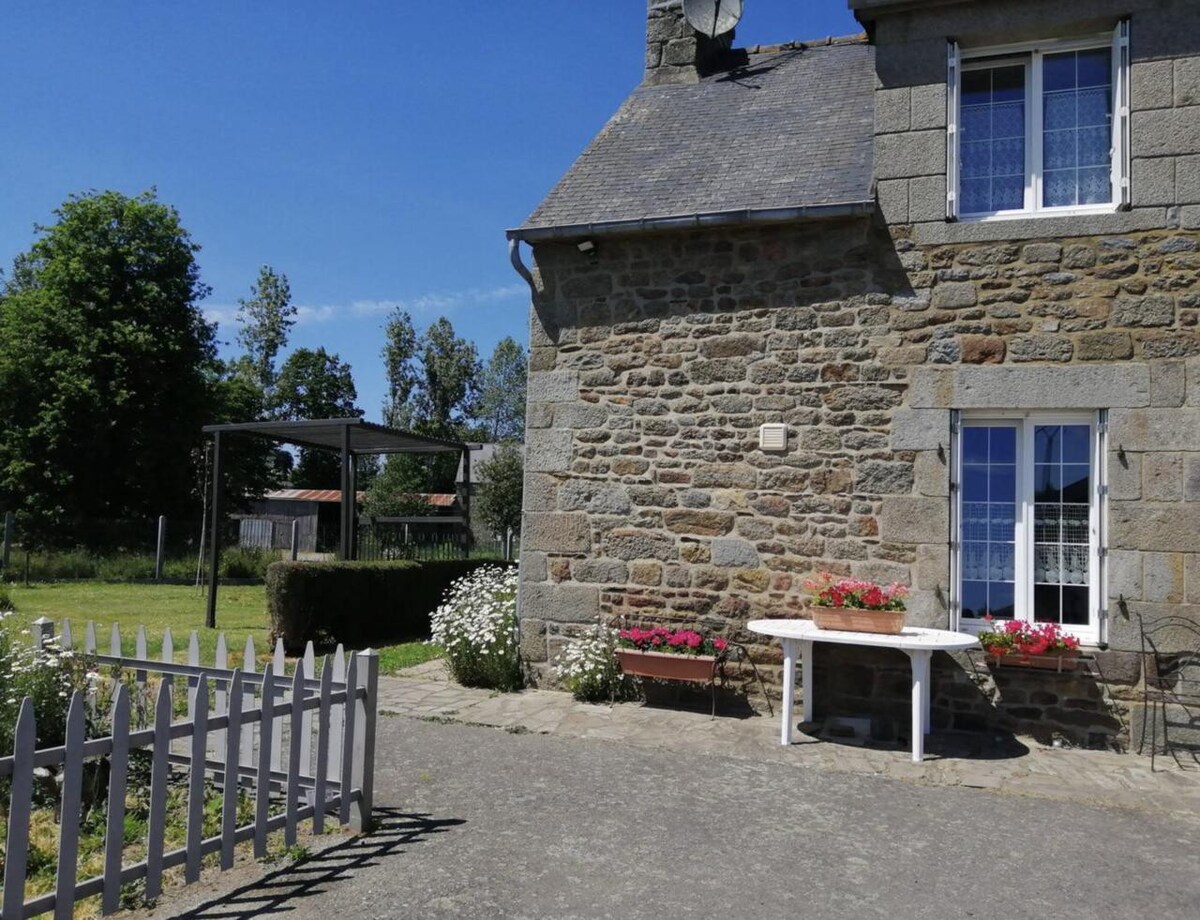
[{"xmin": 1138, "ymin": 614, "xmax": 1200, "ymax": 771}]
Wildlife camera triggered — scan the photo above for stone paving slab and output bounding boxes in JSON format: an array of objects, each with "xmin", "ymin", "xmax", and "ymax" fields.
[{"xmin": 375, "ymin": 673, "xmax": 1200, "ymax": 821}]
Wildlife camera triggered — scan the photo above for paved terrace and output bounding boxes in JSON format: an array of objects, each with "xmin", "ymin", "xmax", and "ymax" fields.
[{"xmin": 379, "ymin": 660, "xmax": 1200, "ymax": 820}]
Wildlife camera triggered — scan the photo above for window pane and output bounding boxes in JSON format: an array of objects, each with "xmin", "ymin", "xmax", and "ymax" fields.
[
  {"xmin": 1062, "ymin": 425, "xmax": 1090, "ymax": 463},
  {"xmin": 1062, "ymin": 586, "xmax": 1089, "ymax": 625},
  {"xmin": 960, "ymin": 425, "xmax": 1017, "ymax": 624},
  {"xmin": 1035, "ymin": 424, "xmax": 1062, "ymax": 462},
  {"xmin": 990, "ymin": 427, "xmax": 1016, "ymax": 462},
  {"xmin": 1062, "ymin": 464, "xmax": 1090, "ymax": 503},
  {"xmin": 1079, "ymin": 167, "xmax": 1112, "ymax": 205},
  {"xmin": 989, "ymin": 582, "xmax": 1016, "ymax": 620},
  {"xmin": 1034, "ymin": 584, "xmax": 1061, "ymax": 623},
  {"xmin": 1077, "ymin": 49, "xmax": 1111, "ymax": 88},
  {"xmin": 962, "ymin": 580, "xmax": 990, "ymax": 619},
  {"xmin": 1034, "ymin": 463, "xmax": 1061, "ymax": 503},
  {"xmin": 1041, "ymin": 50, "xmax": 1112, "ymax": 208},
  {"xmin": 963, "ymin": 426, "xmax": 989, "ymax": 463},
  {"xmin": 960, "ymin": 64, "xmax": 1027, "ymax": 213},
  {"xmin": 964, "ymin": 466, "xmax": 988, "ymax": 501},
  {"xmin": 1032, "ymin": 424, "xmax": 1094, "ymax": 628}
]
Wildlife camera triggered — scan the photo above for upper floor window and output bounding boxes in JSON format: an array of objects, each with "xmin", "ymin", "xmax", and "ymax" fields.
[{"xmin": 946, "ymin": 23, "xmax": 1130, "ymax": 221}]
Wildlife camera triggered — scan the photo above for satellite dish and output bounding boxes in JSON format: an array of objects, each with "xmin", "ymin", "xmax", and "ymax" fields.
[{"xmin": 683, "ymin": 0, "xmax": 744, "ymax": 39}]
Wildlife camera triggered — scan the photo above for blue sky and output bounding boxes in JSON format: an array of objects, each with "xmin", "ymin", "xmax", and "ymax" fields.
[{"xmin": 0, "ymin": 1, "xmax": 861, "ymax": 418}]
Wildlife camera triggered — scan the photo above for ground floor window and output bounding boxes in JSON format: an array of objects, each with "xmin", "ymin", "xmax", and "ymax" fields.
[{"xmin": 951, "ymin": 411, "xmax": 1106, "ymax": 645}]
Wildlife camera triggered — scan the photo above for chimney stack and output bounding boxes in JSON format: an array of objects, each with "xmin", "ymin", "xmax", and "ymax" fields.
[{"xmin": 645, "ymin": 0, "xmax": 734, "ymax": 86}]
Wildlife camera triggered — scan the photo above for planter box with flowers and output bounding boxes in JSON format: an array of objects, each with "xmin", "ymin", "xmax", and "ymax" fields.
[
  {"xmin": 615, "ymin": 627, "xmax": 728, "ymax": 683},
  {"xmin": 803, "ymin": 573, "xmax": 910, "ymax": 635},
  {"xmin": 978, "ymin": 618, "xmax": 1082, "ymax": 672}
]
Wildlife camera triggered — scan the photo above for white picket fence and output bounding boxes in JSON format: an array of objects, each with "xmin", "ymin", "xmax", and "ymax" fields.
[{"xmin": 0, "ymin": 618, "xmax": 379, "ymax": 919}]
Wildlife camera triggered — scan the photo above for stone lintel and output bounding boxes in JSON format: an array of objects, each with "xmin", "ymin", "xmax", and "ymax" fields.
[{"xmin": 909, "ymin": 366, "xmax": 1151, "ymax": 410}]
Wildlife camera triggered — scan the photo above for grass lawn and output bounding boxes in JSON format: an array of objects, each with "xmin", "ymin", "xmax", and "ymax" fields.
[{"xmin": 3, "ymin": 581, "xmax": 440, "ymax": 674}]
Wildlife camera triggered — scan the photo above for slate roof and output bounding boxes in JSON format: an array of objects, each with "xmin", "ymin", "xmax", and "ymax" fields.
[{"xmin": 511, "ymin": 38, "xmax": 875, "ymax": 239}]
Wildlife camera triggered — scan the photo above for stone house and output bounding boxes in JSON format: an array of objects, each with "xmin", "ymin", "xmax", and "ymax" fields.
[{"xmin": 507, "ymin": 0, "xmax": 1200, "ymax": 750}]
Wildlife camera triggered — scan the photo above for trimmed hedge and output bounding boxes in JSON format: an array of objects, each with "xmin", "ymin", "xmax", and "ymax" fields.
[{"xmin": 266, "ymin": 559, "xmax": 515, "ymax": 653}]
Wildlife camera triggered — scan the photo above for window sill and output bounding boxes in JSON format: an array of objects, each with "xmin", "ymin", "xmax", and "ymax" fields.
[
  {"xmin": 912, "ymin": 206, "xmax": 1170, "ymax": 245},
  {"xmin": 960, "ymin": 205, "xmax": 1119, "ymax": 223}
]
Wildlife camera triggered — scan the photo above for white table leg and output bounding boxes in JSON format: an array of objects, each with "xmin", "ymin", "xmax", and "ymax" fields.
[
  {"xmin": 780, "ymin": 638, "xmax": 797, "ymax": 746},
  {"xmin": 908, "ymin": 649, "xmax": 932, "ymax": 762},
  {"xmin": 801, "ymin": 640, "xmax": 814, "ymax": 724}
]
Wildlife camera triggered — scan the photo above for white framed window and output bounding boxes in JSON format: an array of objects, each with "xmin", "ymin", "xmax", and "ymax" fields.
[
  {"xmin": 950, "ymin": 411, "xmax": 1108, "ymax": 645},
  {"xmin": 946, "ymin": 22, "xmax": 1131, "ymax": 221}
]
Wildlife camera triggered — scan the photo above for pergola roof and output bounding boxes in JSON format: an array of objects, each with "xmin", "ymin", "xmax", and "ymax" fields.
[{"xmin": 202, "ymin": 418, "xmax": 467, "ymax": 455}]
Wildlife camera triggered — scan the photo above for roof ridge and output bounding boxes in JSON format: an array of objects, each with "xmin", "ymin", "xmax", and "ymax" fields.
[{"xmin": 742, "ymin": 32, "xmax": 868, "ymax": 55}]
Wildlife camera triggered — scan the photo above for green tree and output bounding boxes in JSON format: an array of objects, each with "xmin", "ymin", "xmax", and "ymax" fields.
[
  {"xmin": 235, "ymin": 264, "xmax": 295, "ymax": 398},
  {"xmin": 477, "ymin": 337, "xmax": 527, "ymax": 442},
  {"xmin": 273, "ymin": 347, "xmax": 361, "ymax": 488},
  {"xmin": 0, "ymin": 190, "xmax": 215, "ymax": 547},
  {"xmin": 475, "ymin": 444, "xmax": 523, "ymax": 548},
  {"xmin": 368, "ymin": 312, "xmax": 481, "ymax": 511}
]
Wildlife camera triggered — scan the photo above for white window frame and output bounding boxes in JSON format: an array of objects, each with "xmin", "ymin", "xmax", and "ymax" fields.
[
  {"xmin": 948, "ymin": 24, "xmax": 1131, "ymax": 222},
  {"xmin": 950, "ymin": 410, "xmax": 1108, "ymax": 647}
]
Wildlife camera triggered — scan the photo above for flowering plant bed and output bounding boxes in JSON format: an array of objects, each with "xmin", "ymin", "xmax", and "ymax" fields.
[
  {"xmin": 978, "ymin": 619, "xmax": 1082, "ymax": 672},
  {"xmin": 615, "ymin": 628, "xmax": 727, "ymax": 685},
  {"xmin": 803, "ymin": 573, "xmax": 909, "ymax": 635},
  {"xmin": 617, "ymin": 627, "xmax": 727, "ymax": 657}
]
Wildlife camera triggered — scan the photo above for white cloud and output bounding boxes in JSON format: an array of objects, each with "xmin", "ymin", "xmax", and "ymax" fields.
[{"xmin": 204, "ymin": 283, "xmax": 527, "ymax": 329}]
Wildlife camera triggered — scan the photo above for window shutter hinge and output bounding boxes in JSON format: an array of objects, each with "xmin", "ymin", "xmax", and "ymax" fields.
[
  {"xmin": 1099, "ymin": 484, "xmax": 1109, "ymax": 496},
  {"xmin": 1098, "ymin": 421, "xmax": 1109, "ymax": 434},
  {"xmin": 1098, "ymin": 547, "xmax": 1109, "ymax": 559},
  {"xmin": 949, "ymin": 481, "xmax": 960, "ymax": 493},
  {"xmin": 950, "ymin": 540, "xmax": 961, "ymax": 551}
]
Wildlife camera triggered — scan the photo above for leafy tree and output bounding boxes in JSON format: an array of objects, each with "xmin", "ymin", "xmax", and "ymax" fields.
[
  {"xmin": 273, "ymin": 347, "xmax": 361, "ymax": 488},
  {"xmin": 234, "ymin": 264, "xmax": 295, "ymax": 399},
  {"xmin": 368, "ymin": 312, "xmax": 481, "ymax": 511},
  {"xmin": 475, "ymin": 444, "xmax": 523, "ymax": 545},
  {"xmin": 382, "ymin": 309, "xmax": 420, "ymax": 430},
  {"xmin": 477, "ymin": 337, "xmax": 527, "ymax": 442},
  {"xmin": 0, "ymin": 190, "xmax": 215, "ymax": 547}
]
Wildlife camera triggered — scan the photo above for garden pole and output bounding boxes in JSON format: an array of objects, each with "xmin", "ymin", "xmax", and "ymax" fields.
[
  {"xmin": 205, "ymin": 431, "xmax": 224, "ymax": 629},
  {"xmin": 339, "ymin": 424, "xmax": 352, "ymax": 561},
  {"xmin": 2, "ymin": 510, "xmax": 13, "ymax": 572},
  {"xmin": 155, "ymin": 515, "xmax": 167, "ymax": 581},
  {"xmin": 290, "ymin": 519, "xmax": 299, "ymax": 561},
  {"xmin": 460, "ymin": 445, "xmax": 471, "ymax": 558}
]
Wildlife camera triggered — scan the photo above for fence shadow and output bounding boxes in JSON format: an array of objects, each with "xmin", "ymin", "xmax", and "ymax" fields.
[{"xmin": 167, "ymin": 808, "xmax": 465, "ymax": 919}]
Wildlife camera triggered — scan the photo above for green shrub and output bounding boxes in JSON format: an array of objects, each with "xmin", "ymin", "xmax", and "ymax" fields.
[
  {"xmin": 431, "ymin": 565, "xmax": 521, "ymax": 692},
  {"xmin": 0, "ymin": 582, "xmax": 12, "ymax": 611},
  {"xmin": 265, "ymin": 559, "xmax": 512, "ymax": 653},
  {"xmin": 220, "ymin": 546, "xmax": 275, "ymax": 580}
]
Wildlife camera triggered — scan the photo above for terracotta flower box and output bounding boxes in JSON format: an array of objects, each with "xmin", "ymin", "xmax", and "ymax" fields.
[
  {"xmin": 615, "ymin": 649, "xmax": 719, "ymax": 684},
  {"xmin": 812, "ymin": 608, "xmax": 906, "ymax": 636},
  {"xmin": 985, "ymin": 650, "xmax": 1082, "ymax": 672}
]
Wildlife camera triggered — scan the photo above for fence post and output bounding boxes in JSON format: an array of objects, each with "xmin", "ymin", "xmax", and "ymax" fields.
[
  {"xmin": 350, "ymin": 649, "xmax": 379, "ymax": 833},
  {"xmin": 290, "ymin": 519, "xmax": 300, "ymax": 561},
  {"xmin": 1, "ymin": 510, "xmax": 13, "ymax": 572},
  {"xmin": 155, "ymin": 515, "xmax": 167, "ymax": 581},
  {"xmin": 32, "ymin": 616, "xmax": 54, "ymax": 654},
  {"xmin": 2, "ymin": 699, "xmax": 35, "ymax": 920}
]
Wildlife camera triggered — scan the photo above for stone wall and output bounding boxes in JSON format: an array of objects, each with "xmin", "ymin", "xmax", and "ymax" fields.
[{"xmin": 518, "ymin": 216, "xmax": 1200, "ymax": 749}]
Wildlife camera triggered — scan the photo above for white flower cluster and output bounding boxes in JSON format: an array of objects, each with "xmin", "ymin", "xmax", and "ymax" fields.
[
  {"xmin": 554, "ymin": 627, "xmax": 621, "ymax": 703},
  {"xmin": 430, "ymin": 565, "xmax": 521, "ymax": 689},
  {"xmin": 0, "ymin": 621, "xmax": 86, "ymax": 724}
]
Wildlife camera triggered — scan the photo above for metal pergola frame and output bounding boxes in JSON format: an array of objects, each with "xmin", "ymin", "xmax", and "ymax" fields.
[{"xmin": 201, "ymin": 418, "xmax": 470, "ymax": 628}]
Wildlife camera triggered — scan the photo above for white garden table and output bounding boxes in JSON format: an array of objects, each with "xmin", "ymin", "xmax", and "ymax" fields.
[{"xmin": 747, "ymin": 619, "xmax": 979, "ymax": 762}]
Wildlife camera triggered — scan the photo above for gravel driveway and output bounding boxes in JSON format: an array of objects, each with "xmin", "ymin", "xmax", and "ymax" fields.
[{"xmin": 148, "ymin": 714, "xmax": 1200, "ymax": 920}]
